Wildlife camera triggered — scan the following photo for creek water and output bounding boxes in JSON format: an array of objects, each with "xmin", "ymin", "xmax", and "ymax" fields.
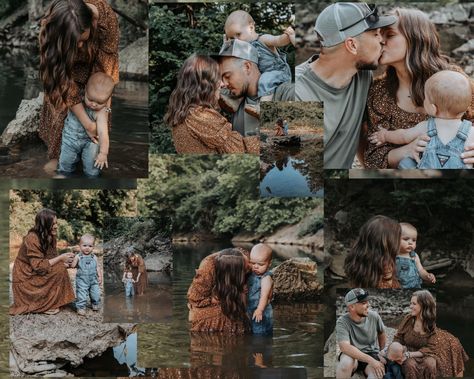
[
  {"xmin": 0, "ymin": 48, "xmax": 148, "ymax": 178},
  {"xmin": 104, "ymin": 270, "xmax": 173, "ymax": 323},
  {"xmin": 138, "ymin": 240, "xmax": 325, "ymax": 379},
  {"xmin": 260, "ymin": 140, "xmax": 323, "ymax": 198}
]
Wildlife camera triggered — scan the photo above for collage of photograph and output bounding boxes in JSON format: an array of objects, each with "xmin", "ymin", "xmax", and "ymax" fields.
[{"xmin": 0, "ymin": 0, "xmax": 473, "ymax": 378}]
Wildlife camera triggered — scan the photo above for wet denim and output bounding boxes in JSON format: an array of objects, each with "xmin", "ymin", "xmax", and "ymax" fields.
[
  {"xmin": 251, "ymin": 39, "xmax": 291, "ymax": 97},
  {"xmin": 247, "ymin": 271, "xmax": 273, "ymax": 336},
  {"xmin": 58, "ymin": 108, "xmax": 100, "ymax": 177},
  {"xmin": 75, "ymin": 253, "xmax": 100, "ymax": 309},
  {"xmin": 384, "ymin": 361, "xmax": 404, "ymax": 379},
  {"xmin": 418, "ymin": 117, "xmax": 471, "ymax": 169},
  {"xmin": 124, "ymin": 279, "xmax": 134, "ymax": 297},
  {"xmin": 396, "ymin": 251, "xmax": 422, "ymax": 289}
]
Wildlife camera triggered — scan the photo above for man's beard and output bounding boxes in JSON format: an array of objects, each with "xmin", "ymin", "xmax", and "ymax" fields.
[
  {"xmin": 356, "ymin": 60, "xmax": 379, "ymax": 71},
  {"xmin": 356, "ymin": 309, "xmax": 368, "ymax": 317}
]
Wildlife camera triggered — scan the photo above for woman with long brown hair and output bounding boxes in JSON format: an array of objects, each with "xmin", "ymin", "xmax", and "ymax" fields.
[
  {"xmin": 393, "ymin": 290, "xmax": 468, "ymax": 378},
  {"xmin": 363, "ymin": 8, "xmax": 474, "ymax": 168},
  {"xmin": 39, "ymin": 0, "xmax": 119, "ymax": 172},
  {"xmin": 344, "ymin": 215, "xmax": 401, "ymax": 288},
  {"xmin": 124, "ymin": 249, "xmax": 148, "ymax": 296},
  {"xmin": 10, "ymin": 209, "xmax": 76, "ymax": 315},
  {"xmin": 165, "ymin": 54, "xmax": 259, "ymax": 154},
  {"xmin": 187, "ymin": 248, "xmax": 250, "ymax": 333}
]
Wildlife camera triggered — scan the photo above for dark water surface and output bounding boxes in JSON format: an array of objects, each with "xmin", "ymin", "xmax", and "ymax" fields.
[
  {"xmin": 0, "ymin": 49, "xmax": 148, "ymax": 178},
  {"xmin": 138, "ymin": 241, "xmax": 325, "ymax": 379}
]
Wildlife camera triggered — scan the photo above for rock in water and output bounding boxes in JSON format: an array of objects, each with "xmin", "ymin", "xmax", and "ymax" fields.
[
  {"xmin": 273, "ymin": 258, "xmax": 322, "ymax": 301},
  {"xmin": 119, "ymin": 36, "xmax": 148, "ymax": 80},
  {"xmin": 10, "ymin": 308, "xmax": 135, "ymax": 376},
  {"xmin": 2, "ymin": 93, "xmax": 43, "ymax": 146}
]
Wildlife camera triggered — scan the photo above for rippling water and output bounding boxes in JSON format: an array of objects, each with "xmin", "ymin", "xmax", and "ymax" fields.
[{"xmin": 138, "ymin": 241, "xmax": 325, "ymax": 378}]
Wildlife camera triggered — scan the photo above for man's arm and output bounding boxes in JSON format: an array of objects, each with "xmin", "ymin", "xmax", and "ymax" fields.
[
  {"xmin": 94, "ymin": 108, "xmax": 109, "ymax": 169},
  {"xmin": 378, "ymin": 331, "xmax": 387, "ymax": 351}
]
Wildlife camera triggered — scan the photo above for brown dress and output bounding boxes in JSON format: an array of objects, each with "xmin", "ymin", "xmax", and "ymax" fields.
[
  {"xmin": 364, "ymin": 73, "xmax": 474, "ymax": 168},
  {"xmin": 394, "ymin": 315, "xmax": 469, "ymax": 378},
  {"xmin": 172, "ymin": 107, "xmax": 259, "ymax": 154},
  {"xmin": 39, "ymin": 0, "xmax": 119, "ymax": 160},
  {"xmin": 187, "ymin": 252, "xmax": 249, "ymax": 334},
  {"xmin": 128, "ymin": 254, "xmax": 148, "ymax": 295},
  {"xmin": 10, "ymin": 232, "xmax": 75, "ymax": 315}
]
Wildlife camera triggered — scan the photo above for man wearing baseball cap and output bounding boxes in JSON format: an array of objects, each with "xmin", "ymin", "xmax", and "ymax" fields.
[
  {"xmin": 336, "ymin": 288, "xmax": 387, "ymax": 379},
  {"xmin": 216, "ymin": 39, "xmax": 294, "ymax": 137},
  {"xmin": 295, "ymin": 3, "xmax": 396, "ymax": 169}
]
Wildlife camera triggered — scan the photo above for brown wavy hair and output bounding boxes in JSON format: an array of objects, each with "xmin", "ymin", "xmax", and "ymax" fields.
[
  {"xmin": 164, "ymin": 54, "xmax": 221, "ymax": 127},
  {"xmin": 344, "ymin": 215, "xmax": 401, "ymax": 287},
  {"xmin": 413, "ymin": 290, "xmax": 436, "ymax": 333},
  {"xmin": 29, "ymin": 208, "xmax": 57, "ymax": 253},
  {"xmin": 385, "ymin": 8, "xmax": 450, "ymax": 107},
  {"xmin": 39, "ymin": 0, "xmax": 95, "ymax": 110},
  {"xmin": 214, "ymin": 248, "xmax": 248, "ymax": 322}
]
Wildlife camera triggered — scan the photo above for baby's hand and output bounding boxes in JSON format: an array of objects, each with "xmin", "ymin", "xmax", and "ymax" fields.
[
  {"xmin": 428, "ymin": 273, "xmax": 436, "ymax": 284},
  {"xmin": 369, "ymin": 127, "xmax": 388, "ymax": 146},
  {"xmin": 284, "ymin": 26, "xmax": 295, "ymax": 46},
  {"xmin": 211, "ymin": 296, "xmax": 219, "ymax": 305},
  {"xmin": 98, "ymin": 275, "xmax": 102, "ymax": 285},
  {"xmin": 252, "ymin": 309, "xmax": 263, "ymax": 322},
  {"xmin": 223, "ymin": 33, "xmax": 229, "ymax": 43},
  {"xmin": 94, "ymin": 152, "xmax": 108, "ymax": 170}
]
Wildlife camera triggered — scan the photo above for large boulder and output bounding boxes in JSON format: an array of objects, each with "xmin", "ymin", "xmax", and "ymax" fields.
[
  {"xmin": 10, "ymin": 308, "xmax": 134, "ymax": 376},
  {"xmin": 2, "ymin": 93, "xmax": 43, "ymax": 146},
  {"xmin": 273, "ymin": 257, "xmax": 323, "ymax": 301},
  {"xmin": 119, "ymin": 36, "xmax": 148, "ymax": 80}
]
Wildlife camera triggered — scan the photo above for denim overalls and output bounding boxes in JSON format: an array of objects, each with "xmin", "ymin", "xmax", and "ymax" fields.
[
  {"xmin": 58, "ymin": 106, "xmax": 100, "ymax": 177},
  {"xmin": 247, "ymin": 271, "xmax": 273, "ymax": 335},
  {"xmin": 396, "ymin": 251, "xmax": 422, "ymax": 288},
  {"xmin": 75, "ymin": 253, "xmax": 100, "ymax": 309},
  {"xmin": 399, "ymin": 117, "xmax": 472, "ymax": 169},
  {"xmin": 124, "ymin": 278, "xmax": 135, "ymax": 297},
  {"xmin": 251, "ymin": 38, "xmax": 291, "ymax": 97}
]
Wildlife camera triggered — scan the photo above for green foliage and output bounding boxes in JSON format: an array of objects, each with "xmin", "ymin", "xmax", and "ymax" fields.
[
  {"xmin": 138, "ymin": 155, "xmax": 319, "ymax": 236},
  {"xmin": 103, "ymin": 217, "xmax": 170, "ymax": 240},
  {"xmin": 298, "ymin": 214, "xmax": 324, "ymax": 238},
  {"xmin": 149, "ymin": 2, "xmax": 295, "ymax": 153},
  {"xmin": 11, "ymin": 190, "xmax": 136, "ymax": 243}
]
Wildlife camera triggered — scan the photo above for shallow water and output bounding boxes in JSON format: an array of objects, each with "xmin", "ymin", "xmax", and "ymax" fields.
[
  {"xmin": 138, "ymin": 241, "xmax": 325, "ymax": 379},
  {"xmin": 0, "ymin": 49, "xmax": 148, "ymax": 179},
  {"xmin": 104, "ymin": 270, "xmax": 173, "ymax": 323},
  {"xmin": 260, "ymin": 141, "xmax": 323, "ymax": 198}
]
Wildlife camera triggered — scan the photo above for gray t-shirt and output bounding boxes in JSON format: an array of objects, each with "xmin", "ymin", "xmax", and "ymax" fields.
[
  {"xmin": 295, "ymin": 57, "xmax": 372, "ymax": 169},
  {"xmin": 336, "ymin": 310, "xmax": 385, "ymax": 354},
  {"xmin": 231, "ymin": 81, "xmax": 294, "ymax": 136}
]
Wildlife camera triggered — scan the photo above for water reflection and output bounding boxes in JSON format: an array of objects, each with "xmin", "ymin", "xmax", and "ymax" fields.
[
  {"xmin": 260, "ymin": 140, "xmax": 323, "ymax": 198},
  {"xmin": 104, "ymin": 270, "xmax": 173, "ymax": 323},
  {"xmin": 138, "ymin": 241, "xmax": 324, "ymax": 377},
  {"xmin": 0, "ymin": 49, "xmax": 148, "ymax": 178}
]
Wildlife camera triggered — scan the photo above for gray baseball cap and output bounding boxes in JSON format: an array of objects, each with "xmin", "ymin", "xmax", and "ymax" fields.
[
  {"xmin": 345, "ymin": 288, "xmax": 369, "ymax": 305},
  {"xmin": 213, "ymin": 39, "xmax": 259, "ymax": 64},
  {"xmin": 315, "ymin": 3, "xmax": 396, "ymax": 47}
]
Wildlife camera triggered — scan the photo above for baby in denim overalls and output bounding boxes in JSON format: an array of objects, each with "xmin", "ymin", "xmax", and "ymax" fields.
[
  {"xmin": 122, "ymin": 271, "xmax": 135, "ymax": 297},
  {"xmin": 70, "ymin": 234, "xmax": 102, "ymax": 316},
  {"xmin": 369, "ymin": 70, "xmax": 474, "ymax": 169},
  {"xmin": 222, "ymin": 10, "xmax": 295, "ymax": 117},
  {"xmin": 57, "ymin": 72, "xmax": 115, "ymax": 177},
  {"xmin": 396, "ymin": 223, "xmax": 436, "ymax": 289},
  {"xmin": 247, "ymin": 243, "xmax": 274, "ymax": 336},
  {"xmin": 381, "ymin": 342, "xmax": 405, "ymax": 379}
]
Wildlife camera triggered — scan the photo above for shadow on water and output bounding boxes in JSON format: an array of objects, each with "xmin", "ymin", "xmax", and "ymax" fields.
[
  {"xmin": 260, "ymin": 138, "xmax": 323, "ymax": 198},
  {"xmin": 0, "ymin": 48, "xmax": 148, "ymax": 179},
  {"xmin": 138, "ymin": 241, "xmax": 325, "ymax": 379},
  {"xmin": 104, "ymin": 269, "xmax": 173, "ymax": 323}
]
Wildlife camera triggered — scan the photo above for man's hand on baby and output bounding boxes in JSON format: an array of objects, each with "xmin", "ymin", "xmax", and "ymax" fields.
[
  {"xmin": 252, "ymin": 309, "xmax": 263, "ymax": 322},
  {"xmin": 369, "ymin": 127, "xmax": 388, "ymax": 146},
  {"xmin": 284, "ymin": 26, "xmax": 295, "ymax": 46},
  {"xmin": 94, "ymin": 152, "xmax": 108, "ymax": 170},
  {"xmin": 461, "ymin": 143, "xmax": 474, "ymax": 165}
]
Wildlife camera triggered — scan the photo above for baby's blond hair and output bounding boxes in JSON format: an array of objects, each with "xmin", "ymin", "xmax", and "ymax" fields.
[
  {"xmin": 224, "ymin": 10, "xmax": 255, "ymax": 32},
  {"xmin": 425, "ymin": 70, "xmax": 472, "ymax": 117},
  {"xmin": 86, "ymin": 72, "xmax": 115, "ymax": 104}
]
